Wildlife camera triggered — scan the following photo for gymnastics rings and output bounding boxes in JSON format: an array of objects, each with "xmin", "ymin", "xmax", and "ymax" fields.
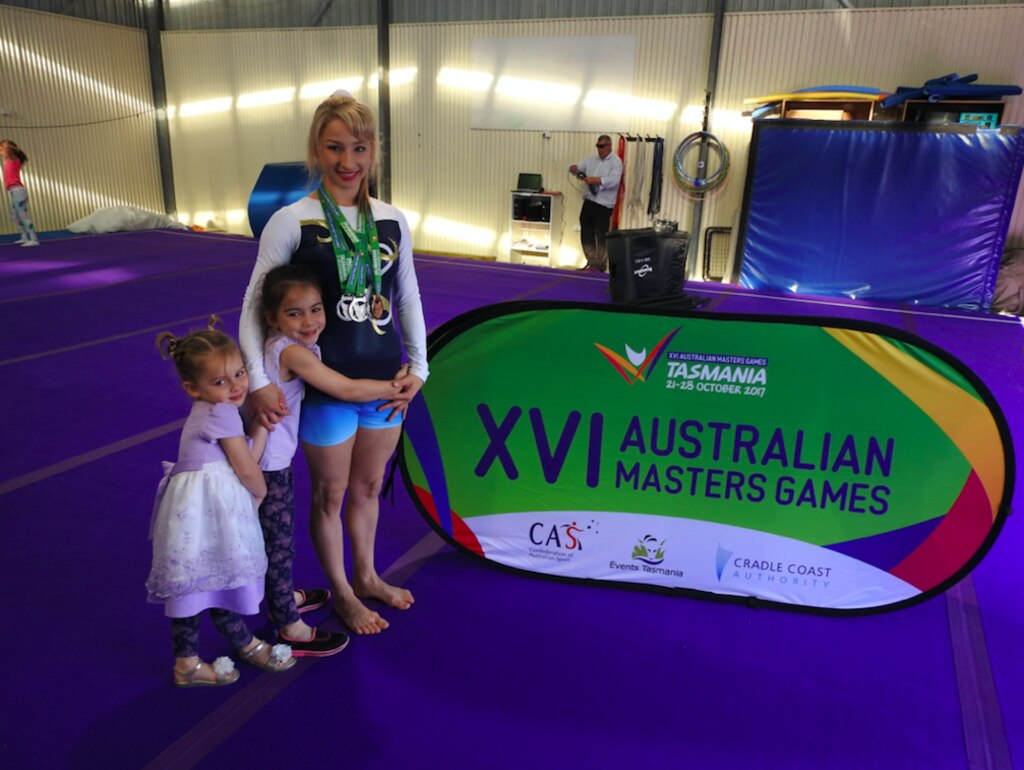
[{"xmin": 672, "ymin": 131, "xmax": 730, "ymax": 196}]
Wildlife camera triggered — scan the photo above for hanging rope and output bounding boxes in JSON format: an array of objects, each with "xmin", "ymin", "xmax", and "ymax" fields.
[
  {"xmin": 647, "ymin": 137, "xmax": 665, "ymax": 218},
  {"xmin": 625, "ymin": 136, "xmax": 647, "ymax": 228},
  {"xmin": 671, "ymin": 131, "xmax": 730, "ymax": 197}
]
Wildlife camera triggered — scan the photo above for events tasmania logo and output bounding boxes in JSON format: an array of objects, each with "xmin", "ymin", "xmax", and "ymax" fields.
[{"xmin": 594, "ymin": 327, "xmax": 681, "ymax": 384}]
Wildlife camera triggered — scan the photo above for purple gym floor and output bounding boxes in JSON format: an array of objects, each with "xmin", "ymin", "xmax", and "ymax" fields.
[{"xmin": 1, "ymin": 231, "xmax": 1020, "ymax": 769}]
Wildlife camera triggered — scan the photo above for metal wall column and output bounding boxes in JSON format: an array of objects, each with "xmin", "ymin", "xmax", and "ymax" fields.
[{"xmin": 144, "ymin": 0, "xmax": 176, "ymax": 215}]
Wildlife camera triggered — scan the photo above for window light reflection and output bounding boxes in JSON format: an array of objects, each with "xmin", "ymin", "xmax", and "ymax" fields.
[
  {"xmin": 300, "ymin": 78, "xmax": 364, "ymax": 100},
  {"xmin": 369, "ymin": 68, "xmax": 418, "ymax": 88},
  {"xmin": 585, "ymin": 90, "xmax": 677, "ymax": 121},
  {"xmin": 0, "ymin": 39, "xmax": 151, "ymax": 112},
  {"xmin": 495, "ymin": 76, "xmax": 580, "ymax": 105},
  {"xmin": 237, "ymin": 87, "xmax": 295, "ymax": 109},
  {"xmin": 422, "ymin": 216, "xmax": 496, "ymax": 248},
  {"xmin": 437, "ymin": 68, "xmax": 493, "ymax": 92},
  {"xmin": 179, "ymin": 97, "xmax": 233, "ymax": 117}
]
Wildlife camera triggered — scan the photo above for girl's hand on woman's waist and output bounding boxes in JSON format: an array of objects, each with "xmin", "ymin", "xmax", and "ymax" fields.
[{"xmin": 249, "ymin": 383, "xmax": 289, "ymax": 431}]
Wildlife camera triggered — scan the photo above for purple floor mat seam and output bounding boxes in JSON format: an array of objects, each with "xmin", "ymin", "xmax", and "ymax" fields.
[
  {"xmin": 0, "ymin": 306, "xmax": 242, "ymax": 368},
  {"xmin": 0, "ymin": 418, "xmax": 185, "ymax": 496},
  {"xmin": 0, "ymin": 260, "xmax": 253, "ymax": 306},
  {"xmin": 946, "ymin": 576, "xmax": 1013, "ymax": 770}
]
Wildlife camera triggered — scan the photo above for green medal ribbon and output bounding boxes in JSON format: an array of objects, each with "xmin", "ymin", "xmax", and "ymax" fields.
[{"xmin": 317, "ymin": 183, "xmax": 382, "ymax": 299}]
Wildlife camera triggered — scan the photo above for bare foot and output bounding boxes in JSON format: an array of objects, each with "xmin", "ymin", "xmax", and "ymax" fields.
[
  {"xmin": 334, "ymin": 595, "xmax": 390, "ymax": 635},
  {"xmin": 354, "ymin": 574, "xmax": 415, "ymax": 610}
]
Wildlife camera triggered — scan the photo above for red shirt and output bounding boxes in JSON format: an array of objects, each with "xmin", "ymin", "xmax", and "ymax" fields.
[{"xmin": 3, "ymin": 158, "xmax": 24, "ymax": 190}]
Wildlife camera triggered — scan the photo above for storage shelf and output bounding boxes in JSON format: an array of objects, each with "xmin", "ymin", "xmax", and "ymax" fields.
[{"xmin": 510, "ymin": 191, "xmax": 562, "ymax": 265}]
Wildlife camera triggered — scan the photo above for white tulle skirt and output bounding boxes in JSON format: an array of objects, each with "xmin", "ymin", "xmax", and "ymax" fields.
[{"xmin": 146, "ymin": 461, "xmax": 267, "ymax": 605}]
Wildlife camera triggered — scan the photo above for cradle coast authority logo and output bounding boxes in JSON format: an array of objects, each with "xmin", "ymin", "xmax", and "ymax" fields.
[
  {"xmin": 715, "ymin": 545, "xmax": 833, "ymax": 590},
  {"xmin": 663, "ymin": 350, "xmax": 769, "ymax": 398}
]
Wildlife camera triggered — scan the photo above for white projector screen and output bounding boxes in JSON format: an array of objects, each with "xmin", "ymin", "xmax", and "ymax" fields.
[{"xmin": 470, "ymin": 35, "xmax": 636, "ymax": 132}]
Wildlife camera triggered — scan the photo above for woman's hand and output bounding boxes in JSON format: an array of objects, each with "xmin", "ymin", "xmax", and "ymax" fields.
[
  {"xmin": 377, "ymin": 370, "xmax": 423, "ymax": 422},
  {"xmin": 248, "ymin": 384, "xmax": 289, "ymax": 430}
]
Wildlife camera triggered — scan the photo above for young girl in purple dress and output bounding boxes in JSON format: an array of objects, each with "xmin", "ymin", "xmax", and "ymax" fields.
[{"xmin": 146, "ymin": 317, "xmax": 296, "ymax": 687}]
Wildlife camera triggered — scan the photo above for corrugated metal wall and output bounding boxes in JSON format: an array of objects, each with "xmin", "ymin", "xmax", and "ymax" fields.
[
  {"xmin": 0, "ymin": 6, "xmax": 164, "ymax": 234},
  {"xmin": 0, "ymin": 0, "xmax": 145, "ymax": 28},
  {"xmin": 156, "ymin": 6, "xmax": 1024, "ymax": 261},
  {"xmin": 162, "ymin": 0, "xmax": 378, "ymax": 31},
  {"xmin": 4, "ymin": 5, "xmax": 1023, "ymax": 260}
]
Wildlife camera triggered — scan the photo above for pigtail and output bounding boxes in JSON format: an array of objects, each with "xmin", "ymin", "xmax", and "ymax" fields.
[
  {"xmin": 156, "ymin": 317, "xmax": 239, "ymax": 384},
  {"xmin": 155, "ymin": 331, "xmax": 179, "ymax": 361}
]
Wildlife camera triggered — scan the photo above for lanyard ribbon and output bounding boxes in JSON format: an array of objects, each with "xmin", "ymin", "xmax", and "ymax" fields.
[{"xmin": 318, "ymin": 183, "xmax": 382, "ymax": 298}]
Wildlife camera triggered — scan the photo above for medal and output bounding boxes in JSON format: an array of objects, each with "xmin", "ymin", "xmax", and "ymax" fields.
[{"xmin": 318, "ymin": 184, "xmax": 383, "ymax": 324}]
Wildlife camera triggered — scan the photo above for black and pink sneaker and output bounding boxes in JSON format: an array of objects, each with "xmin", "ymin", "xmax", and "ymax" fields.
[
  {"xmin": 295, "ymin": 588, "xmax": 331, "ymax": 614},
  {"xmin": 278, "ymin": 626, "xmax": 350, "ymax": 657}
]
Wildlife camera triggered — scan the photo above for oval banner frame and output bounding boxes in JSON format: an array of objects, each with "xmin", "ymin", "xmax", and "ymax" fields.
[{"xmin": 399, "ymin": 301, "xmax": 1013, "ymax": 614}]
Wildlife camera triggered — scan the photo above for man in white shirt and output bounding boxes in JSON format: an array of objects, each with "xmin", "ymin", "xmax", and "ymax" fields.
[{"xmin": 569, "ymin": 135, "xmax": 623, "ymax": 272}]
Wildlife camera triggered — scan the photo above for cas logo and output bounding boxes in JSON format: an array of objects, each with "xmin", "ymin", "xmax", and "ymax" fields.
[
  {"xmin": 529, "ymin": 520, "xmax": 595, "ymax": 551},
  {"xmin": 594, "ymin": 327, "xmax": 681, "ymax": 384}
]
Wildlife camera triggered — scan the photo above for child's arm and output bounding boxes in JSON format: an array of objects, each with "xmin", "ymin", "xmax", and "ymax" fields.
[
  {"xmin": 248, "ymin": 423, "xmax": 268, "ymax": 464},
  {"xmin": 280, "ymin": 344, "xmax": 409, "ymax": 402},
  {"xmin": 220, "ymin": 436, "xmax": 267, "ymax": 504}
]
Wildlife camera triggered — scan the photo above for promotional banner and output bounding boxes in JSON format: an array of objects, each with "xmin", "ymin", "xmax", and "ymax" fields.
[{"xmin": 400, "ymin": 302, "xmax": 1012, "ymax": 613}]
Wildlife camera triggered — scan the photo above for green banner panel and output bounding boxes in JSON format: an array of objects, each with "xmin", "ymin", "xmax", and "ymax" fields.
[{"xmin": 400, "ymin": 302, "xmax": 1012, "ymax": 613}]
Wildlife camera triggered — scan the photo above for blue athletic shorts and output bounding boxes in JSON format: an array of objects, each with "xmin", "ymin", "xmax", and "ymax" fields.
[{"xmin": 299, "ymin": 397, "xmax": 404, "ymax": 446}]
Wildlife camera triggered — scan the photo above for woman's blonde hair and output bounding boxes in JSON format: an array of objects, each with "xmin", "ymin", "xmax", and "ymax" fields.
[{"xmin": 306, "ymin": 94, "xmax": 379, "ymax": 213}]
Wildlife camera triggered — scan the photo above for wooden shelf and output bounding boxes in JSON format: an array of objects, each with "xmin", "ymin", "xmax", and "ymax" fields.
[{"xmin": 780, "ymin": 99, "xmax": 875, "ymax": 121}]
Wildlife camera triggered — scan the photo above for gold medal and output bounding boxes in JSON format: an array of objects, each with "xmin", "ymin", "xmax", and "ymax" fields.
[{"xmin": 371, "ymin": 294, "xmax": 385, "ymax": 320}]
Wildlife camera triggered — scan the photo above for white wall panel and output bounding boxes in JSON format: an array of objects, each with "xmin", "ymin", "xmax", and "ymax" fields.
[
  {"xmin": 0, "ymin": 6, "xmax": 162, "ymax": 235},
  {"xmin": 391, "ymin": 17, "xmax": 711, "ymax": 264},
  {"xmin": 161, "ymin": 27, "xmax": 378, "ymax": 233}
]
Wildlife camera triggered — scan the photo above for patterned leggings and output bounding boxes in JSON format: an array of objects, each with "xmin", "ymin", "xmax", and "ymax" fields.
[
  {"xmin": 171, "ymin": 609, "xmax": 253, "ymax": 659},
  {"xmin": 259, "ymin": 468, "xmax": 301, "ymax": 629},
  {"xmin": 8, "ymin": 186, "xmax": 37, "ymax": 242}
]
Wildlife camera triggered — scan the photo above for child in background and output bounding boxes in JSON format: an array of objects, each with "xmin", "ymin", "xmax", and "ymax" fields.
[
  {"xmin": 0, "ymin": 140, "xmax": 39, "ymax": 247},
  {"xmin": 255, "ymin": 264, "xmax": 410, "ymax": 654},
  {"xmin": 146, "ymin": 316, "xmax": 296, "ymax": 686}
]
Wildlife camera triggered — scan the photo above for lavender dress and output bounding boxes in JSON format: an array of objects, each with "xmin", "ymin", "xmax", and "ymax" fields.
[{"xmin": 146, "ymin": 401, "xmax": 267, "ymax": 617}]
